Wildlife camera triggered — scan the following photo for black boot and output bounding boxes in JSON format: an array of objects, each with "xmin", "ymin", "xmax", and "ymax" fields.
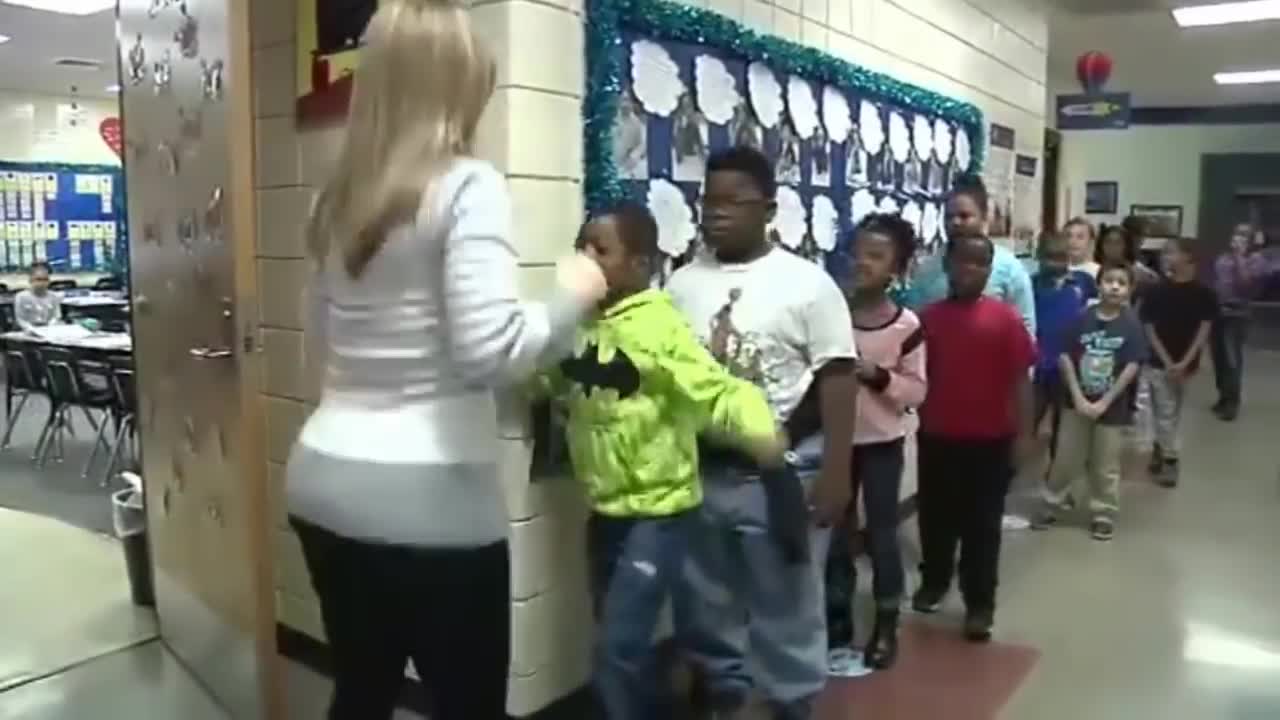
[{"xmin": 864, "ymin": 608, "xmax": 900, "ymax": 669}]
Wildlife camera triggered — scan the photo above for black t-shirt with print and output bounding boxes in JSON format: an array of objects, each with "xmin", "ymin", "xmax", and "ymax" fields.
[{"xmin": 1139, "ymin": 279, "xmax": 1218, "ymax": 371}]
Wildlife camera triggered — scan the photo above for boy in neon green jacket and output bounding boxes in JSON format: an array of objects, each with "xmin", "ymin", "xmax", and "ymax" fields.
[{"xmin": 536, "ymin": 203, "xmax": 781, "ymax": 720}]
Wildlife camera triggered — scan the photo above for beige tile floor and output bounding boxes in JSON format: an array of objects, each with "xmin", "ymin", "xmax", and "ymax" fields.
[
  {"xmin": 1, "ymin": 354, "xmax": 1278, "ymax": 718},
  {"xmin": 0, "ymin": 508, "xmax": 156, "ymax": 693}
]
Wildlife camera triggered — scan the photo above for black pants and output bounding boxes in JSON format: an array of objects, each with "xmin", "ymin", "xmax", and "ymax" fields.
[
  {"xmin": 1211, "ymin": 312, "xmax": 1248, "ymax": 408},
  {"xmin": 916, "ymin": 434, "xmax": 1013, "ymax": 612},
  {"xmin": 291, "ymin": 518, "xmax": 511, "ymax": 720},
  {"xmin": 826, "ymin": 438, "xmax": 905, "ymax": 647}
]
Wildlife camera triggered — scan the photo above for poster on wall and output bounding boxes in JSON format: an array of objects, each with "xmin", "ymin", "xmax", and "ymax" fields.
[
  {"xmin": 982, "ymin": 123, "xmax": 1015, "ymax": 247},
  {"xmin": 295, "ymin": 0, "xmax": 377, "ymax": 125},
  {"xmin": 1012, "ymin": 154, "xmax": 1039, "ymax": 257},
  {"xmin": 584, "ymin": 0, "xmax": 985, "ymax": 286}
]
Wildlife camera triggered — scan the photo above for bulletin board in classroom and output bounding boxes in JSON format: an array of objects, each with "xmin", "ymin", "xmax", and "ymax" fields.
[
  {"xmin": 584, "ymin": 0, "xmax": 986, "ymax": 286},
  {"xmin": 0, "ymin": 161, "xmax": 127, "ymax": 274}
]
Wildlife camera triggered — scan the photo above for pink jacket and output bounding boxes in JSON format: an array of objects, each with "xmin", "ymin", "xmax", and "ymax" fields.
[{"xmin": 853, "ymin": 307, "xmax": 928, "ymax": 445}]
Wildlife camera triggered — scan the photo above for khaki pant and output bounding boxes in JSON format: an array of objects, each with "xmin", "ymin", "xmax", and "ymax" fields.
[{"xmin": 1044, "ymin": 410, "xmax": 1126, "ymax": 519}]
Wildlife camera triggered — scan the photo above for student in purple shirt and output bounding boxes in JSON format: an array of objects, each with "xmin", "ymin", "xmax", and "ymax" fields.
[{"xmin": 1210, "ymin": 222, "xmax": 1269, "ymax": 421}]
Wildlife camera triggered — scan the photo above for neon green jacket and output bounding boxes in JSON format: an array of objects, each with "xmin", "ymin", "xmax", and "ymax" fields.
[{"xmin": 537, "ymin": 289, "xmax": 775, "ymax": 518}]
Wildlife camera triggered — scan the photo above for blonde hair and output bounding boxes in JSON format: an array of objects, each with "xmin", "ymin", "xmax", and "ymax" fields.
[{"xmin": 307, "ymin": 0, "xmax": 496, "ymax": 277}]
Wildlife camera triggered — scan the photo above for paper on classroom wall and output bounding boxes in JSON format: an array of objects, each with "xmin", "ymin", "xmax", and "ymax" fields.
[
  {"xmin": 983, "ymin": 123, "xmax": 1016, "ymax": 247},
  {"xmin": 747, "ymin": 62, "xmax": 783, "ymax": 129},
  {"xmin": 631, "ymin": 40, "xmax": 683, "ymax": 117}
]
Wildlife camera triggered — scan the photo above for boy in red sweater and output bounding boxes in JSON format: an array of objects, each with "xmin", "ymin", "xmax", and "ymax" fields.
[{"xmin": 913, "ymin": 234, "xmax": 1036, "ymax": 642}]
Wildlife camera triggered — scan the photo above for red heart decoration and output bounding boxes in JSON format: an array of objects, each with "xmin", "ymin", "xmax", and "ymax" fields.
[{"xmin": 99, "ymin": 117, "xmax": 123, "ymax": 158}]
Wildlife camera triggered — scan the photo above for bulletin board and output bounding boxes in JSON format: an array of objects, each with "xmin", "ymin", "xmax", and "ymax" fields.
[
  {"xmin": 0, "ymin": 161, "xmax": 128, "ymax": 274},
  {"xmin": 585, "ymin": 0, "xmax": 985, "ymax": 285}
]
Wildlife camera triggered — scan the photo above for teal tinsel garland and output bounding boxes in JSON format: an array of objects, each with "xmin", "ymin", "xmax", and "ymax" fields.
[{"xmin": 584, "ymin": 0, "xmax": 987, "ymax": 213}]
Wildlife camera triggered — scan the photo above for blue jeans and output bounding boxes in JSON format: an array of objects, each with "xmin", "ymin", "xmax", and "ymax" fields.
[
  {"xmin": 683, "ymin": 436, "xmax": 832, "ymax": 720},
  {"xmin": 825, "ymin": 437, "xmax": 905, "ymax": 648},
  {"xmin": 588, "ymin": 510, "xmax": 696, "ymax": 720}
]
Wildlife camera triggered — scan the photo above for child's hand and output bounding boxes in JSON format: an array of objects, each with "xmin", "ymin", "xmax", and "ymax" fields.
[
  {"xmin": 1079, "ymin": 402, "xmax": 1105, "ymax": 421},
  {"xmin": 1168, "ymin": 363, "xmax": 1189, "ymax": 383},
  {"xmin": 556, "ymin": 253, "xmax": 608, "ymax": 305},
  {"xmin": 747, "ymin": 430, "xmax": 789, "ymax": 468}
]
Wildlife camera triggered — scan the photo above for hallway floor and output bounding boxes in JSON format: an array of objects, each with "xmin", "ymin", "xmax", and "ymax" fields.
[{"xmin": 1, "ymin": 354, "xmax": 1277, "ymax": 718}]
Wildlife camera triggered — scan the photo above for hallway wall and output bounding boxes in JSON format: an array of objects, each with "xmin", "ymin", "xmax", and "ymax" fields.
[
  {"xmin": 248, "ymin": 0, "xmax": 1049, "ymax": 715},
  {"xmin": 1058, "ymin": 124, "xmax": 1280, "ymax": 234}
]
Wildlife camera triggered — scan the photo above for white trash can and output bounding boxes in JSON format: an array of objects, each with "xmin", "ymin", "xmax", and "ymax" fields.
[{"xmin": 112, "ymin": 472, "xmax": 154, "ymax": 607}]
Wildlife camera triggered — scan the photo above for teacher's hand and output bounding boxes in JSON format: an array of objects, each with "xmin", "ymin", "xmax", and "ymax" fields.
[{"xmin": 556, "ymin": 253, "xmax": 608, "ymax": 305}]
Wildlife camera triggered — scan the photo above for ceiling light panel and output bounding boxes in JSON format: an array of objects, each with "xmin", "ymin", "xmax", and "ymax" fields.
[
  {"xmin": 1, "ymin": 0, "xmax": 116, "ymax": 15},
  {"xmin": 1214, "ymin": 69, "xmax": 1280, "ymax": 84},
  {"xmin": 1173, "ymin": 0, "xmax": 1280, "ymax": 27}
]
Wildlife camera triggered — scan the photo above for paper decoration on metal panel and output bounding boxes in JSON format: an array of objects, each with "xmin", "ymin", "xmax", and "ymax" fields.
[{"xmin": 585, "ymin": 0, "xmax": 984, "ymax": 285}]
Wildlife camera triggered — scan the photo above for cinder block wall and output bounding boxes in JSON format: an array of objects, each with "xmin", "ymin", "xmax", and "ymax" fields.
[{"xmin": 248, "ymin": 0, "xmax": 1049, "ymax": 715}]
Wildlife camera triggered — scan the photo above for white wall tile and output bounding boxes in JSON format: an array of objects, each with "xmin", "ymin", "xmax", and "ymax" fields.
[
  {"xmin": 510, "ymin": 516, "xmax": 558, "ymax": 601},
  {"xmin": 277, "ymin": 590, "xmax": 325, "ymax": 641},
  {"xmin": 742, "ymin": 0, "xmax": 772, "ymax": 32},
  {"xmin": 250, "ymin": 0, "xmax": 295, "ymax": 50},
  {"xmin": 274, "ymin": 527, "xmax": 312, "ymax": 597},
  {"xmin": 256, "ymin": 186, "xmax": 313, "ymax": 259},
  {"xmin": 508, "ymin": 178, "xmax": 581, "ymax": 264},
  {"xmin": 801, "ymin": 0, "xmax": 828, "ymax": 23},
  {"xmin": 298, "ymin": 125, "xmax": 346, "ymax": 188},
  {"xmin": 252, "ymin": 42, "xmax": 295, "ymax": 119},
  {"xmin": 773, "ymin": 8, "xmax": 801, "ymax": 41},
  {"xmin": 268, "ymin": 461, "xmax": 288, "ymax": 530},
  {"xmin": 261, "ymin": 328, "xmax": 306, "ymax": 400},
  {"xmin": 801, "ymin": 18, "xmax": 829, "ymax": 50},
  {"xmin": 473, "ymin": 1, "xmax": 585, "ymax": 97},
  {"xmin": 264, "ymin": 395, "xmax": 309, "ymax": 465},
  {"xmin": 255, "ymin": 117, "xmax": 301, "ymax": 188},
  {"xmin": 476, "ymin": 88, "xmax": 582, "ymax": 179},
  {"xmin": 258, "ymin": 258, "xmax": 308, "ymax": 330},
  {"xmin": 774, "ymin": 0, "xmax": 802, "ymax": 16},
  {"xmin": 706, "ymin": 0, "xmax": 744, "ymax": 22}
]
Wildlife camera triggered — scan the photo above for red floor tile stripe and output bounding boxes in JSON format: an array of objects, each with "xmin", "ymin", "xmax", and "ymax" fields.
[{"xmin": 816, "ymin": 621, "xmax": 1039, "ymax": 720}]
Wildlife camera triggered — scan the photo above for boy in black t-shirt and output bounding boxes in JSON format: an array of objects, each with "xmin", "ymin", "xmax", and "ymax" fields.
[{"xmin": 1139, "ymin": 237, "xmax": 1218, "ymax": 487}]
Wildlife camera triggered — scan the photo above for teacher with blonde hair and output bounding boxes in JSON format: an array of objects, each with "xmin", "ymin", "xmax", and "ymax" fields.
[{"xmin": 286, "ymin": 1, "xmax": 606, "ymax": 717}]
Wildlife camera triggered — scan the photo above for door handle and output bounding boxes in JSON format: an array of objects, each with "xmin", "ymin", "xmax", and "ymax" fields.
[{"xmin": 189, "ymin": 347, "xmax": 234, "ymax": 359}]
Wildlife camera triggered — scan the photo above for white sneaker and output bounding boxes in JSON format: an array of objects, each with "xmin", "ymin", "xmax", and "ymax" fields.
[{"xmin": 827, "ymin": 647, "xmax": 874, "ymax": 678}]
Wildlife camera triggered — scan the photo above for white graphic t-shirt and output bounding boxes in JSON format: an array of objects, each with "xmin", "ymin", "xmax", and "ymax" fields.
[{"xmin": 666, "ymin": 248, "xmax": 857, "ymax": 421}]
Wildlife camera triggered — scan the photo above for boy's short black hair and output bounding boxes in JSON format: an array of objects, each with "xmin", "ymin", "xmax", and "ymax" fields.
[
  {"xmin": 945, "ymin": 233, "xmax": 994, "ymax": 261},
  {"xmin": 856, "ymin": 212, "xmax": 917, "ymax": 273},
  {"xmin": 706, "ymin": 146, "xmax": 776, "ymax": 199},
  {"xmin": 584, "ymin": 201, "xmax": 659, "ymax": 260},
  {"xmin": 1097, "ymin": 261, "xmax": 1135, "ymax": 286},
  {"xmin": 30, "ymin": 261, "xmax": 51, "ymax": 274},
  {"xmin": 950, "ymin": 173, "xmax": 989, "ymax": 217}
]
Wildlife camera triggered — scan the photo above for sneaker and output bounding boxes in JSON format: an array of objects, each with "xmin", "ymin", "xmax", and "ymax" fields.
[
  {"xmin": 963, "ymin": 608, "xmax": 994, "ymax": 643},
  {"xmin": 1030, "ymin": 508, "xmax": 1058, "ymax": 531},
  {"xmin": 1219, "ymin": 406, "xmax": 1239, "ymax": 422},
  {"xmin": 1090, "ymin": 518, "xmax": 1114, "ymax": 541},
  {"xmin": 1147, "ymin": 445, "xmax": 1164, "ymax": 476},
  {"xmin": 911, "ymin": 585, "xmax": 946, "ymax": 614},
  {"xmin": 1157, "ymin": 460, "xmax": 1180, "ymax": 488}
]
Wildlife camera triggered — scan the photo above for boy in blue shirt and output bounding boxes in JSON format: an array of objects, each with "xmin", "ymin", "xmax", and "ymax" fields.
[{"xmin": 1032, "ymin": 232, "xmax": 1096, "ymax": 463}]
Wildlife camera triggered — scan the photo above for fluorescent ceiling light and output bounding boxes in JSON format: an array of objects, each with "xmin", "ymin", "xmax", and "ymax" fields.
[
  {"xmin": 1173, "ymin": 0, "xmax": 1280, "ymax": 27},
  {"xmin": 1215, "ymin": 68, "xmax": 1280, "ymax": 84},
  {"xmin": 1, "ymin": 0, "xmax": 115, "ymax": 15},
  {"xmin": 0, "ymin": 34, "xmax": 10, "ymax": 44},
  {"xmin": 105, "ymin": 83, "xmax": 120, "ymax": 93}
]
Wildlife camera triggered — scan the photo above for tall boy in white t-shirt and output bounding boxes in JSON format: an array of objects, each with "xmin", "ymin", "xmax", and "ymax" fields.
[{"xmin": 667, "ymin": 146, "xmax": 858, "ymax": 720}]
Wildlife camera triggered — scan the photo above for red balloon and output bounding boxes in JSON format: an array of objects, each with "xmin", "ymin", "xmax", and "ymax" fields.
[
  {"xmin": 1076, "ymin": 51, "xmax": 1113, "ymax": 93},
  {"xmin": 99, "ymin": 117, "xmax": 123, "ymax": 158}
]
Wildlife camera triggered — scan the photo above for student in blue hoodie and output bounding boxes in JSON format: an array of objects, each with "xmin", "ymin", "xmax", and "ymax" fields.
[{"xmin": 1032, "ymin": 232, "xmax": 1096, "ymax": 464}]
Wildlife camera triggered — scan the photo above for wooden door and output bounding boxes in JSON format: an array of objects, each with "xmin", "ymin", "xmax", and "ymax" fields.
[{"xmin": 118, "ymin": 0, "xmax": 278, "ymax": 715}]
